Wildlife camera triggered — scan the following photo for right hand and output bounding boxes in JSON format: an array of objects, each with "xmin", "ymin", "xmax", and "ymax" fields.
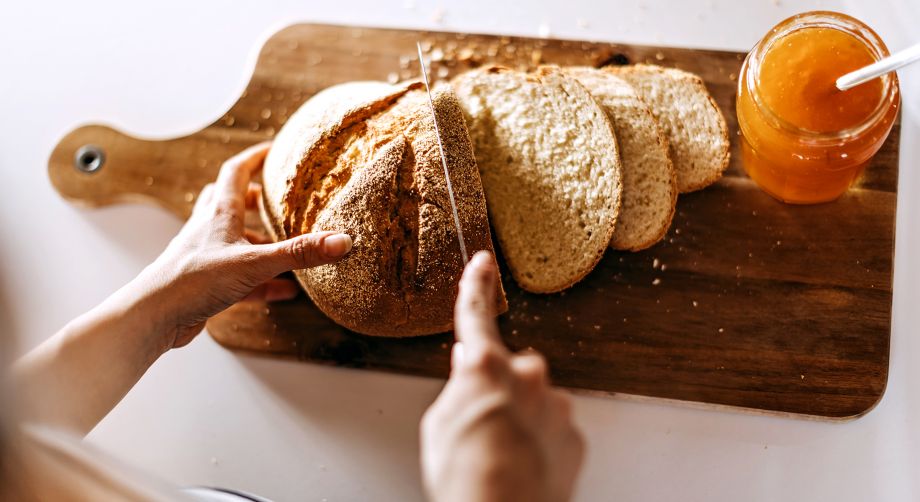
[{"xmin": 420, "ymin": 251, "xmax": 586, "ymax": 502}]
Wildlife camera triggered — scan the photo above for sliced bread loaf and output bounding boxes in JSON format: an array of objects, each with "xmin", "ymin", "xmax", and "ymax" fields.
[
  {"xmin": 606, "ymin": 64, "xmax": 729, "ymax": 193},
  {"xmin": 564, "ymin": 67, "xmax": 677, "ymax": 251},
  {"xmin": 452, "ymin": 66, "xmax": 622, "ymax": 293},
  {"xmin": 262, "ymin": 81, "xmax": 506, "ymax": 337}
]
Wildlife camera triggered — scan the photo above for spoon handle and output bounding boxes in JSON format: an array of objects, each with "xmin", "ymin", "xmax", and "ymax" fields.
[{"xmin": 836, "ymin": 42, "xmax": 920, "ymax": 91}]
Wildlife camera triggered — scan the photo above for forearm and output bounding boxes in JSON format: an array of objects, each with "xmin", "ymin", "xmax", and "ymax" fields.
[{"xmin": 11, "ymin": 277, "xmax": 171, "ymax": 436}]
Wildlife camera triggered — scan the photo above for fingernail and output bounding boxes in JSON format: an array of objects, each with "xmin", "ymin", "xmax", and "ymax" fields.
[{"xmin": 322, "ymin": 233, "xmax": 353, "ymax": 257}]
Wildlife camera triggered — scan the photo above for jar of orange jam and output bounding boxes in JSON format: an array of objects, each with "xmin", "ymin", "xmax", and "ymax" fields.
[{"xmin": 737, "ymin": 11, "xmax": 900, "ymax": 204}]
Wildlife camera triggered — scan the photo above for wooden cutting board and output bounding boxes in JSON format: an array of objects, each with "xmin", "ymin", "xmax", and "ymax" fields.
[{"xmin": 48, "ymin": 23, "xmax": 899, "ymax": 420}]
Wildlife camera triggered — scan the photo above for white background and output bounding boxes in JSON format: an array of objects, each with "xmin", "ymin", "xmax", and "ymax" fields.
[{"xmin": 2, "ymin": 0, "xmax": 919, "ymax": 500}]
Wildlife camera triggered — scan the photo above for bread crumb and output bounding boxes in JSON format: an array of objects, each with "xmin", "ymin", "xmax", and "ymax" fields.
[
  {"xmin": 387, "ymin": 72, "xmax": 399, "ymax": 84},
  {"xmin": 692, "ymin": 300, "xmax": 699, "ymax": 307},
  {"xmin": 718, "ymin": 328, "xmax": 724, "ymax": 333},
  {"xmin": 593, "ymin": 325, "xmax": 601, "ymax": 330},
  {"xmin": 652, "ymin": 278, "xmax": 661, "ymax": 285},
  {"xmin": 653, "ymin": 258, "xmax": 660, "ymax": 269},
  {"xmin": 660, "ymin": 264, "xmax": 668, "ymax": 271}
]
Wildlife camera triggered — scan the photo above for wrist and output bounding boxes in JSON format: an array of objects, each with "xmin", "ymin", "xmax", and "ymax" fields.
[{"xmin": 99, "ymin": 269, "xmax": 179, "ymax": 358}]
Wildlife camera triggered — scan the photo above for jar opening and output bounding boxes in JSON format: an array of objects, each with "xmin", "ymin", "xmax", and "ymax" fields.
[{"xmin": 745, "ymin": 11, "xmax": 896, "ymax": 143}]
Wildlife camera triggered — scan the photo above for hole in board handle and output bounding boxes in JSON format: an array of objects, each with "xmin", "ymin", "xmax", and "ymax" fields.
[{"xmin": 74, "ymin": 145, "xmax": 105, "ymax": 173}]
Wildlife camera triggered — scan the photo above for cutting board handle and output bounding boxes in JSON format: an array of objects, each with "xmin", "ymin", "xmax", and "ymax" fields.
[{"xmin": 47, "ymin": 124, "xmax": 244, "ymax": 219}]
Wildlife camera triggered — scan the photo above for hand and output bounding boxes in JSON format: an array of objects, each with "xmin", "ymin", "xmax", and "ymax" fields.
[
  {"xmin": 133, "ymin": 142, "xmax": 353, "ymax": 351},
  {"xmin": 420, "ymin": 252, "xmax": 585, "ymax": 502}
]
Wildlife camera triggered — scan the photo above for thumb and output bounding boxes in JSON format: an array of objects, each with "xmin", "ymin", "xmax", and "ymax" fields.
[{"xmin": 246, "ymin": 231, "xmax": 353, "ymax": 276}]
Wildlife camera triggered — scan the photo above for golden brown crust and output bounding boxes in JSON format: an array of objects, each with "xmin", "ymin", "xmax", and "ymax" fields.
[{"xmin": 262, "ymin": 81, "xmax": 505, "ymax": 337}]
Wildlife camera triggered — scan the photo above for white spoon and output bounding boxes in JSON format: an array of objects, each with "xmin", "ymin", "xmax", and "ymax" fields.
[{"xmin": 836, "ymin": 42, "xmax": 920, "ymax": 91}]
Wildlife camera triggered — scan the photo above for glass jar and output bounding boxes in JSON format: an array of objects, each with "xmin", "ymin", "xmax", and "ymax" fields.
[{"xmin": 736, "ymin": 11, "xmax": 900, "ymax": 204}]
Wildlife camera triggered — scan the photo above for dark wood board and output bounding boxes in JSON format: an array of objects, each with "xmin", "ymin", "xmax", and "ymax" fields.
[{"xmin": 48, "ymin": 23, "xmax": 898, "ymax": 420}]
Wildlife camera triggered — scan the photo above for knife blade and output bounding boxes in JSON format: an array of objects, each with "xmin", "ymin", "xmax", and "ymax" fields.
[{"xmin": 416, "ymin": 41, "xmax": 469, "ymax": 265}]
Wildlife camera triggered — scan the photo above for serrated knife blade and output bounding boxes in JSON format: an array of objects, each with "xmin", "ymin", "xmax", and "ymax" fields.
[{"xmin": 416, "ymin": 41, "xmax": 469, "ymax": 265}]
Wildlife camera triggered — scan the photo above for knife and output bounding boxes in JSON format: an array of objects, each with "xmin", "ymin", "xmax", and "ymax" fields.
[{"xmin": 416, "ymin": 41, "xmax": 469, "ymax": 265}]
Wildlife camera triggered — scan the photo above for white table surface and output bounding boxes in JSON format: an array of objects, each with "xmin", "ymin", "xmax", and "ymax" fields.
[{"xmin": 2, "ymin": 0, "xmax": 919, "ymax": 500}]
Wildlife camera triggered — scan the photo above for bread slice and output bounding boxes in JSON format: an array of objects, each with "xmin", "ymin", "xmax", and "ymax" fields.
[
  {"xmin": 606, "ymin": 64, "xmax": 729, "ymax": 193},
  {"xmin": 262, "ymin": 81, "xmax": 506, "ymax": 337},
  {"xmin": 564, "ymin": 67, "xmax": 677, "ymax": 251},
  {"xmin": 452, "ymin": 66, "xmax": 622, "ymax": 293}
]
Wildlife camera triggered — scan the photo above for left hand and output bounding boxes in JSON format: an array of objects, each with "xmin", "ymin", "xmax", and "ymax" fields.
[{"xmin": 134, "ymin": 142, "xmax": 353, "ymax": 351}]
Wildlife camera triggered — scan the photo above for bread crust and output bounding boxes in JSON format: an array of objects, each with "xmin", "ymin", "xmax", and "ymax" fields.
[{"xmin": 262, "ymin": 81, "xmax": 506, "ymax": 337}]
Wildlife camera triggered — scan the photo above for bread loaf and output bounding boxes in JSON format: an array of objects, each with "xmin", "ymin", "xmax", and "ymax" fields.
[
  {"xmin": 261, "ymin": 81, "xmax": 506, "ymax": 337},
  {"xmin": 606, "ymin": 64, "xmax": 730, "ymax": 193},
  {"xmin": 453, "ymin": 66, "xmax": 623, "ymax": 293},
  {"xmin": 564, "ymin": 67, "xmax": 677, "ymax": 251}
]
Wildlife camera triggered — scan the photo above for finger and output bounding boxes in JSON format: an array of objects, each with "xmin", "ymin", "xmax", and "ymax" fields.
[
  {"xmin": 245, "ymin": 182, "xmax": 263, "ymax": 210},
  {"xmin": 511, "ymin": 351, "xmax": 549, "ymax": 390},
  {"xmin": 245, "ymin": 228, "xmax": 273, "ymax": 245},
  {"xmin": 510, "ymin": 352, "xmax": 549, "ymax": 414},
  {"xmin": 215, "ymin": 142, "xmax": 272, "ymax": 202},
  {"xmin": 241, "ymin": 231, "xmax": 353, "ymax": 278},
  {"xmin": 241, "ymin": 278, "xmax": 302, "ymax": 302},
  {"xmin": 544, "ymin": 389, "xmax": 575, "ymax": 431},
  {"xmin": 454, "ymin": 251, "xmax": 504, "ymax": 354}
]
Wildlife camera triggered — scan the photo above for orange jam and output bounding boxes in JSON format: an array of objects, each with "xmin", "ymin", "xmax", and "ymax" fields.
[{"xmin": 737, "ymin": 11, "xmax": 900, "ymax": 204}]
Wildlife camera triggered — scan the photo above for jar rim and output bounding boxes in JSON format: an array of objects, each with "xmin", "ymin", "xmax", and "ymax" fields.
[{"xmin": 743, "ymin": 10, "xmax": 898, "ymax": 142}]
